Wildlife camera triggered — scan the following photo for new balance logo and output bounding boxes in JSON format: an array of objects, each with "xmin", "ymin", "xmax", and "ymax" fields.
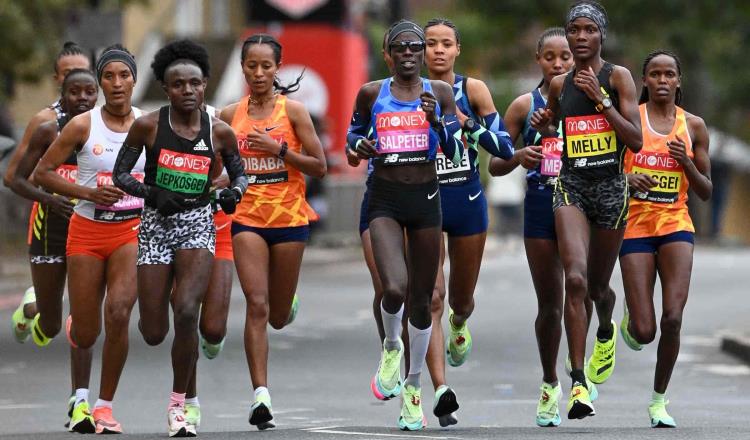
[
  {"xmin": 194, "ymin": 139, "xmax": 209, "ymax": 151},
  {"xmin": 574, "ymin": 158, "xmax": 588, "ymax": 167},
  {"xmin": 384, "ymin": 154, "xmax": 398, "ymax": 164}
]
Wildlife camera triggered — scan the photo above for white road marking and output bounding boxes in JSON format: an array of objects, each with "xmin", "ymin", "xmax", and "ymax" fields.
[
  {"xmin": 694, "ymin": 364, "xmax": 750, "ymax": 376},
  {"xmin": 306, "ymin": 427, "xmax": 462, "ymax": 439}
]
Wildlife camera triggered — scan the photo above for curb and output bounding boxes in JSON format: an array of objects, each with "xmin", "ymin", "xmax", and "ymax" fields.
[{"xmin": 720, "ymin": 333, "xmax": 750, "ymax": 366}]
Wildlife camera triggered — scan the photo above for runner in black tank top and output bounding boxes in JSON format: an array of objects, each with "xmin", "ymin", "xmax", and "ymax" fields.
[
  {"xmin": 530, "ymin": 1, "xmax": 642, "ymax": 421},
  {"xmin": 113, "ymin": 39, "xmax": 247, "ymax": 437}
]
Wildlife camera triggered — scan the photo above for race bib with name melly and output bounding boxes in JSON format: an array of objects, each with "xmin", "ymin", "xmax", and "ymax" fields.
[
  {"xmin": 630, "ymin": 151, "xmax": 682, "ymax": 203},
  {"xmin": 565, "ymin": 114, "xmax": 617, "ymax": 169},
  {"xmin": 376, "ymin": 111, "xmax": 430, "ymax": 166},
  {"xmin": 539, "ymin": 136, "xmax": 563, "ymax": 185},
  {"xmin": 94, "ymin": 171, "xmax": 144, "ymax": 222}
]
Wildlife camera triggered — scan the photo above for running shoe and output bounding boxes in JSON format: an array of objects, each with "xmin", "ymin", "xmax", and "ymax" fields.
[
  {"xmin": 285, "ymin": 294, "xmax": 299, "ymax": 326},
  {"xmin": 563, "ymin": 357, "xmax": 597, "ymax": 401},
  {"xmin": 200, "ymin": 334, "xmax": 225, "ymax": 360},
  {"xmin": 620, "ymin": 303, "xmax": 643, "ymax": 351},
  {"xmin": 168, "ymin": 406, "xmax": 196, "ymax": 437},
  {"xmin": 184, "ymin": 403, "xmax": 201, "ymax": 428},
  {"xmin": 536, "ymin": 382, "xmax": 562, "ymax": 427},
  {"xmin": 649, "ymin": 399, "xmax": 676, "ymax": 428},
  {"xmin": 371, "ymin": 338, "xmax": 403, "ymax": 400},
  {"xmin": 31, "ymin": 313, "xmax": 53, "ymax": 347},
  {"xmin": 93, "ymin": 406, "xmax": 122, "ymax": 434},
  {"xmin": 11, "ymin": 287, "xmax": 35, "ymax": 343},
  {"xmin": 586, "ymin": 320, "xmax": 617, "ymax": 384},
  {"xmin": 69, "ymin": 400, "xmax": 95, "ymax": 434},
  {"xmin": 567, "ymin": 382, "xmax": 595, "ymax": 420},
  {"xmin": 398, "ymin": 384, "xmax": 426, "ymax": 431},
  {"xmin": 64, "ymin": 395, "xmax": 75, "ymax": 428},
  {"xmin": 249, "ymin": 390, "xmax": 275, "ymax": 430},
  {"xmin": 432, "ymin": 385, "xmax": 459, "ymax": 427},
  {"xmin": 446, "ymin": 309, "xmax": 472, "ymax": 367}
]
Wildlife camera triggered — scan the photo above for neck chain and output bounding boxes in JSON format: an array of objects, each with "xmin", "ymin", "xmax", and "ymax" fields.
[
  {"xmin": 102, "ymin": 104, "xmax": 133, "ymax": 118},
  {"xmin": 249, "ymin": 93, "xmax": 277, "ymax": 106}
]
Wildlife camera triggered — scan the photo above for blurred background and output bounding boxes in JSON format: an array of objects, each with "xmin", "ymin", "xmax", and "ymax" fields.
[{"xmin": 1, "ymin": 0, "xmax": 749, "ymax": 258}]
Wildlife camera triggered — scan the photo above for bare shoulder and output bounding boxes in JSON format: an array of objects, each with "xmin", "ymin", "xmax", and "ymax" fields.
[
  {"xmin": 219, "ymin": 102, "xmax": 240, "ymax": 124},
  {"xmin": 283, "ymin": 97, "xmax": 310, "ymax": 119},
  {"xmin": 508, "ymin": 92, "xmax": 532, "ymax": 115},
  {"xmin": 210, "ymin": 116, "xmax": 236, "ymax": 138},
  {"xmin": 685, "ymin": 110, "xmax": 708, "ymax": 139},
  {"xmin": 466, "ymin": 77, "xmax": 491, "ymax": 97}
]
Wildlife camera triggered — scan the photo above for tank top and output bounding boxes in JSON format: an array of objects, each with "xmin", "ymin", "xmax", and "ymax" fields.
[
  {"xmin": 559, "ymin": 62, "xmax": 625, "ymax": 180},
  {"xmin": 231, "ymin": 95, "xmax": 313, "ymax": 228},
  {"xmin": 144, "ymin": 106, "xmax": 214, "ymax": 209},
  {"xmin": 522, "ymin": 88, "xmax": 563, "ymax": 190},
  {"xmin": 371, "ymin": 77, "xmax": 441, "ymax": 166},
  {"xmin": 75, "ymin": 106, "xmax": 145, "ymax": 222},
  {"xmin": 624, "ymin": 104, "xmax": 694, "ymax": 238},
  {"xmin": 436, "ymin": 73, "xmax": 480, "ymax": 186}
]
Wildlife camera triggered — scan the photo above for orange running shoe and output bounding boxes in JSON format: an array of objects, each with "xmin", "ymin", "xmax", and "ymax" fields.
[{"xmin": 93, "ymin": 406, "xmax": 122, "ymax": 434}]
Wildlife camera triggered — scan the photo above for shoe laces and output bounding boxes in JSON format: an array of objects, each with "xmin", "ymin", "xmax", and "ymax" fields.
[
  {"xmin": 382, "ymin": 346, "xmax": 402, "ymax": 376},
  {"xmin": 402, "ymin": 386, "xmax": 422, "ymax": 420}
]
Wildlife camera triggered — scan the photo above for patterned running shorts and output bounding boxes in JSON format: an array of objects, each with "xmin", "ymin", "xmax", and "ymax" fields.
[
  {"xmin": 553, "ymin": 172, "xmax": 629, "ymax": 230},
  {"xmin": 137, "ymin": 204, "xmax": 215, "ymax": 265}
]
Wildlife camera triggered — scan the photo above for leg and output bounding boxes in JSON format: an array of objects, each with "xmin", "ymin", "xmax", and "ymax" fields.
[
  {"xmin": 619, "ymin": 252, "xmax": 658, "ymax": 344},
  {"xmin": 587, "ymin": 227, "xmax": 625, "ymax": 335},
  {"xmin": 370, "ymin": 217, "xmax": 409, "ymax": 314},
  {"xmin": 136, "ymin": 264, "xmax": 174, "ymax": 346},
  {"xmin": 66, "ymin": 255, "xmax": 106, "ymax": 349},
  {"xmin": 446, "ymin": 232, "xmax": 486, "ymax": 327},
  {"xmin": 267, "ymin": 242, "xmax": 306, "ymax": 330},
  {"xmin": 426, "ymin": 237, "xmax": 447, "ymax": 390},
  {"xmin": 30, "ymin": 262, "xmax": 67, "ymax": 337},
  {"xmin": 362, "ymin": 229, "xmax": 386, "ymax": 343}
]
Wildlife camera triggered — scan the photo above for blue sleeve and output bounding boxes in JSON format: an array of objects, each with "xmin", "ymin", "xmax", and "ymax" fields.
[
  {"xmin": 433, "ymin": 114, "xmax": 463, "ymax": 166},
  {"xmin": 465, "ymin": 112, "xmax": 514, "ymax": 160},
  {"xmin": 346, "ymin": 110, "xmax": 371, "ymax": 151}
]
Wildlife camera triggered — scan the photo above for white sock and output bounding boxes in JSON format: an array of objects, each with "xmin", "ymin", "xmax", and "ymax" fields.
[
  {"xmin": 94, "ymin": 399, "xmax": 112, "ymax": 409},
  {"xmin": 75, "ymin": 388, "xmax": 89, "ymax": 404},
  {"xmin": 404, "ymin": 321, "xmax": 432, "ymax": 388},
  {"xmin": 254, "ymin": 386, "xmax": 269, "ymax": 399},
  {"xmin": 651, "ymin": 391, "xmax": 666, "ymax": 403},
  {"xmin": 185, "ymin": 397, "xmax": 200, "ymax": 406},
  {"xmin": 381, "ymin": 301, "xmax": 404, "ymax": 350}
]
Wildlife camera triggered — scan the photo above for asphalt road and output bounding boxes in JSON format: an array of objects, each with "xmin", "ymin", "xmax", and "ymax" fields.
[{"xmin": 1, "ymin": 242, "xmax": 748, "ymax": 439}]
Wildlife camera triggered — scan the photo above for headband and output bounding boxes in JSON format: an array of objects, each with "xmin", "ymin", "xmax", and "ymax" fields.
[
  {"xmin": 96, "ymin": 49, "xmax": 137, "ymax": 83},
  {"xmin": 567, "ymin": 3, "xmax": 607, "ymax": 41},
  {"xmin": 387, "ymin": 21, "xmax": 425, "ymax": 46}
]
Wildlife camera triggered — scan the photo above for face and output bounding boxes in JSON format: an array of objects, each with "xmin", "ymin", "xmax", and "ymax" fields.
[
  {"xmin": 566, "ymin": 17, "xmax": 601, "ymax": 59},
  {"xmin": 537, "ymin": 36, "xmax": 573, "ymax": 84},
  {"xmin": 242, "ymin": 43, "xmax": 278, "ymax": 96},
  {"xmin": 425, "ymin": 24, "xmax": 460, "ymax": 75},
  {"xmin": 100, "ymin": 61, "xmax": 135, "ymax": 106},
  {"xmin": 164, "ymin": 62, "xmax": 206, "ymax": 113},
  {"xmin": 388, "ymin": 31, "xmax": 425, "ymax": 77},
  {"xmin": 62, "ymin": 75, "xmax": 98, "ymax": 116},
  {"xmin": 643, "ymin": 54, "xmax": 680, "ymax": 103},
  {"xmin": 54, "ymin": 54, "xmax": 91, "ymax": 86}
]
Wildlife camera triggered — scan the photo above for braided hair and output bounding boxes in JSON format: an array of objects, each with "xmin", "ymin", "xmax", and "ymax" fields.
[
  {"xmin": 536, "ymin": 27, "xmax": 568, "ymax": 89},
  {"xmin": 241, "ymin": 34, "xmax": 302, "ymax": 95},
  {"xmin": 639, "ymin": 50, "xmax": 682, "ymax": 105},
  {"xmin": 55, "ymin": 41, "xmax": 91, "ymax": 73},
  {"xmin": 424, "ymin": 18, "xmax": 460, "ymax": 45}
]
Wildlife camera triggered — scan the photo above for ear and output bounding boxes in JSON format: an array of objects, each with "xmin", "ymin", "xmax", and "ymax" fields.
[{"xmin": 456, "ymin": 43, "xmax": 461, "ymax": 57}]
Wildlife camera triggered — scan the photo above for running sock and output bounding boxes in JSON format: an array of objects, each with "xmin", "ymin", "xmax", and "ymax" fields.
[
  {"xmin": 169, "ymin": 392, "xmax": 186, "ymax": 409},
  {"xmin": 75, "ymin": 388, "xmax": 89, "ymax": 405},
  {"xmin": 570, "ymin": 369, "xmax": 587, "ymax": 389},
  {"xmin": 94, "ymin": 399, "xmax": 112, "ymax": 409},
  {"xmin": 596, "ymin": 324, "xmax": 614, "ymax": 341},
  {"xmin": 404, "ymin": 321, "xmax": 432, "ymax": 388},
  {"xmin": 185, "ymin": 397, "xmax": 200, "ymax": 407},
  {"xmin": 651, "ymin": 391, "xmax": 666, "ymax": 403},
  {"xmin": 381, "ymin": 302, "xmax": 404, "ymax": 351},
  {"xmin": 254, "ymin": 387, "xmax": 269, "ymax": 400}
]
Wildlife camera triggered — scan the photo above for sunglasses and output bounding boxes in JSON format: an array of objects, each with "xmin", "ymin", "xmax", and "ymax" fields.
[{"xmin": 389, "ymin": 41, "xmax": 425, "ymax": 53}]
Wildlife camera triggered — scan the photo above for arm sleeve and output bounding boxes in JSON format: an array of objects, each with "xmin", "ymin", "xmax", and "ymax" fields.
[
  {"xmin": 434, "ymin": 114, "xmax": 464, "ymax": 166},
  {"xmin": 220, "ymin": 146, "xmax": 248, "ymax": 198},
  {"xmin": 113, "ymin": 143, "xmax": 151, "ymax": 198},
  {"xmin": 465, "ymin": 112, "xmax": 514, "ymax": 160},
  {"xmin": 346, "ymin": 111, "xmax": 371, "ymax": 151}
]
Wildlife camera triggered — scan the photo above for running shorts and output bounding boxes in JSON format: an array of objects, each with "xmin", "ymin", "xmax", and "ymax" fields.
[
  {"xmin": 231, "ymin": 223, "xmax": 310, "ymax": 246},
  {"xmin": 553, "ymin": 172, "xmax": 628, "ymax": 230},
  {"xmin": 524, "ymin": 186, "xmax": 556, "ymax": 240},
  {"xmin": 619, "ymin": 231, "xmax": 694, "ymax": 256},
  {"xmin": 67, "ymin": 213, "xmax": 139, "ymax": 260},
  {"xmin": 367, "ymin": 176, "xmax": 441, "ymax": 230},
  {"xmin": 27, "ymin": 201, "xmax": 69, "ymax": 262},
  {"xmin": 440, "ymin": 177, "xmax": 488, "ymax": 237},
  {"xmin": 137, "ymin": 204, "xmax": 215, "ymax": 265},
  {"xmin": 214, "ymin": 210, "xmax": 233, "ymax": 261}
]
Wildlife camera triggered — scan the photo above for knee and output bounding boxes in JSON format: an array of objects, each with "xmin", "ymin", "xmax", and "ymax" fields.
[
  {"xmin": 630, "ymin": 319, "xmax": 656, "ymax": 344},
  {"xmin": 173, "ymin": 304, "xmax": 199, "ymax": 332},
  {"xmin": 268, "ymin": 315, "xmax": 286, "ymax": 331},
  {"xmin": 246, "ymin": 294, "xmax": 269, "ymax": 323},
  {"xmin": 430, "ymin": 287, "xmax": 445, "ymax": 316},
  {"xmin": 104, "ymin": 301, "xmax": 133, "ymax": 329},
  {"xmin": 538, "ymin": 302, "xmax": 562, "ymax": 324},
  {"xmin": 139, "ymin": 320, "xmax": 168, "ymax": 346},
  {"xmin": 382, "ymin": 282, "xmax": 407, "ymax": 305},
  {"xmin": 660, "ymin": 312, "xmax": 683, "ymax": 336},
  {"xmin": 200, "ymin": 321, "xmax": 226, "ymax": 345},
  {"xmin": 449, "ymin": 295, "xmax": 474, "ymax": 317},
  {"xmin": 74, "ymin": 325, "xmax": 100, "ymax": 349},
  {"xmin": 564, "ymin": 271, "xmax": 587, "ymax": 296}
]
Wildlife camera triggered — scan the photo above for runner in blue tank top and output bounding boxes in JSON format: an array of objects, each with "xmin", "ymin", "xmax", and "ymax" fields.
[{"xmin": 420, "ymin": 18, "xmax": 514, "ymax": 427}]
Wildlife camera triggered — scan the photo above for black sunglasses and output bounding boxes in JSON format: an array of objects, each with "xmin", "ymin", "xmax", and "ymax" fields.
[{"xmin": 389, "ymin": 41, "xmax": 425, "ymax": 53}]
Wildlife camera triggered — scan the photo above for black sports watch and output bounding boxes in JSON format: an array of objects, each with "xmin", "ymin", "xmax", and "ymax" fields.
[
  {"xmin": 278, "ymin": 141, "xmax": 288, "ymax": 159},
  {"xmin": 463, "ymin": 118, "xmax": 476, "ymax": 131}
]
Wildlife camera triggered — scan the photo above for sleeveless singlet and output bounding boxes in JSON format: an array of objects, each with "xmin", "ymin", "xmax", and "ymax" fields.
[
  {"xmin": 624, "ymin": 104, "xmax": 695, "ymax": 238},
  {"xmin": 75, "ymin": 106, "xmax": 145, "ymax": 222},
  {"xmin": 231, "ymin": 95, "xmax": 314, "ymax": 228},
  {"xmin": 523, "ymin": 88, "xmax": 563, "ymax": 189},
  {"xmin": 144, "ymin": 106, "xmax": 214, "ymax": 208},
  {"xmin": 371, "ymin": 77, "xmax": 441, "ymax": 166},
  {"xmin": 559, "ymin": 62, "xmax": 625, "ymax": 180}
]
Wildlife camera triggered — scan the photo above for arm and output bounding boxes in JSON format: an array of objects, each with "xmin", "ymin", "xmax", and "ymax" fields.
[
  {"xmin": 346, "ymin": 82, "xmax": 379, "ymax": 159},
  {"xmin": 3, "ymin": 108, "xmax": 55, "ymax": 188},
  {"xmin": 112, "ymin": 117, "xmax": 151, "ymax": 198},
  {"xmin": 530, "ymin": 75, "xmax": 564, "ymax": 138},
  {"xmin": 464, "ymin": 78, "xmax": 513, "ymax": 159},
  {"xmin": 489, "ymin": 93, "xmax": 543, "ymax": 177},
  {"xmin": 676, "ymin": 115, "xmax": 712, "ymax": 201},
  {"xmin": 213, "ymin": 121, "xmax": 249, "ymax": 196},
  {"xmin": 8, "ymin": 121, "xmax": 74, "ymax": 216},
  {"xmin": 428, "ymin": 81, "xmax": 463, "ymax": 166}
]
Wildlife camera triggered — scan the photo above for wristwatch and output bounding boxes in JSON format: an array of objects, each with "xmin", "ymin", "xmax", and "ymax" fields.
[
  {"xmin": 595, "ymin": 97, "xmax": 612, "ymax": 112},
  {"xmin": 278, "ymin": 141, "xmax": 288, "ymax": 159},
  {"xmin": 463, "ymin": 118, "xmax": 476, "ymax": 132}
]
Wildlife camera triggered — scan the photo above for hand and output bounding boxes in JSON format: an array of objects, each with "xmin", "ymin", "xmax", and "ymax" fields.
[
  {"xmin": 420, "ymin": 92, "xmax": 439, "ymax": 125},
  {"xmin": 517, "ymin": 146, "xmax": 544, "ymax": 169},
  {"xmin": 530, "ymin": 108, "xmax": 554, "ymax": 134},
  {"xmin": 627, "ymin": 173, "xmax": 658, "ymax": 193},
  {"xmin": 345, "ymin": 146, "xmax": 361, "ymax": 167},
  {"xmin": 87, "ymin": 185, "xmax": 123, "ymax": 206},
  {"xmin": 354, "ymin": 137, "xmax": 379, "ymax": 159},
  {"xmin": 212, "ymin": 174, "xmax": 230, "ymax": 189},
  {"xmin": 148, "ymin": 187, "xmax": 187, "ymax": 217},
  {"xmin": 218, "ymin": 188, "xmax": 242, "ymax": 214},
  {"xmin": 45, "ymin": 194, "xmax": 75, "ymax": 218},
  {"xmin": 246, "ymin": 127, "xmax": 282, "ymax": 155},
  {"xmin": 455, "ymin": 107, "xmax": 468, "ymax": 126},
  {"xmin": 667, "ymin": 135, "xmax": 691, "ymax": 167},
  {"xmin": 574, "ymin": 67, "xmax": 604, "ymax": 102}
]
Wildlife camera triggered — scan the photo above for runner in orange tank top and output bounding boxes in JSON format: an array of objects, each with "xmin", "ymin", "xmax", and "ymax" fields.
[
  {"xmin": 618, "ymin": 50, "xmax": 712, "ymax": 428},
  {"xmin": 219, "ymin": 33, "xmax": 326, "ymax": 430}
]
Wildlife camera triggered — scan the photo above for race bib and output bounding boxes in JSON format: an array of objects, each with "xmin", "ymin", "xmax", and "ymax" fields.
[
  {"xmin": 156, "ymin": 149, "xmax": 211, "ymax": 194},
  {"xmin": 238, "ymin": 135, "xmax": 289, "ymax": 185},
  {"xmin": 94, "ymin": 171, "xmax": 144, "ymax": 222},
  {"xmin": 630, "ymin": 151, "xmax": 682, "ymax": 203},
  {"xmin": 55, "ymin": 164, "xmax": 77, "ymax": 184},
  {"xmin": 436, "ymin": 147, "xmax": 471, "ymax": 185},
  {"xmin": 565, "ymin": 114, "xmax": 617, "ymax": 169},
  {"xmin": 376, "ymin": 111, "xmax": 430, "ymax": 165},
  {"xmin": 539, "ymin": 136, "xmax": 563, "ymax": 185}
]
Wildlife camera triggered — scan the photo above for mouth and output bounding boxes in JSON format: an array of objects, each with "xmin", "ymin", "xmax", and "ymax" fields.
[
  {"xmin": 433, "ymin": 58, "xmax": 446, "ymax": 64},
  {"xmin": 401, "ymin": 61, "xmax": 417, "ymax": 69},
  {"xmin": 574, "ymin": 45, "xmax": 589, "ymax": 53},
  {"xmin": 655, "ymin": 87, "xmax": 671, "ymax": 95}
]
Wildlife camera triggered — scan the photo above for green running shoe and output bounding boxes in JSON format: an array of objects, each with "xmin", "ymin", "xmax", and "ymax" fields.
[
  {"xmin": 286, "ymin": 294, "xmax": 299, "ymax": 326},
  {"xmin": 371, "ymin": 338, "xmax": 403, "ymax": 400},
  {"xmin": 536, "ymin": 382, "xmax": 562, "ymax": 427},
  {"xmin": 586, "ymin": 320, "xmax": 617, "ymax": 384},
  {"xmin": 200, "ymin": 334, "xmax": 225, "ymax": 360},
  {"xmin": 446, "ymin": 309, "xmax": 472, "ymax": 367},
  {"xmin": 249, "ymin": 390, "xmax": 275, "ymax": 430},
  {"xmin": 398, "ymin": 384, "xmax": 426, "ymax": 431},
  {"xmin": 432, "ymin": 385, "xmax": 459, "ymax": 427},
  {"xmin": 11, "ymin": 287, "xmax": 36, "ymax": 343},
  {"xmin": 69, "ymin": 400, "xmax": 95, "ymax": 433},
  {"xmin": 64, "ymin": 395, "xmax": 75, "ymax": 428},
  {"xmin": 184, "ymin": 402, "xmax": 201, "ymax": 428},
  {"xmin": 620, "ymin": 303, "xmax": 643, "ymax": 351},
  {"xmin": 31, "ymin": 313, "xmax": 51, "ymax": 347},
  {"xmin": 566, "ymin": 382, "xmax": 595, "ymax": 420},
  {"xmin": 649, "ymin": 399, "xmax": 676, "ymax": 428}
]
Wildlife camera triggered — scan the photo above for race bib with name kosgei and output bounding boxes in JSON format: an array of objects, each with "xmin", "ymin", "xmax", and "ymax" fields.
[
  {"xmin": 376, "ymin": 111, "xmax": 430, "ymax": 165},
  {"xmin": 630, "ymin": 151, "xmax": 682, "ymax": 203}
]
